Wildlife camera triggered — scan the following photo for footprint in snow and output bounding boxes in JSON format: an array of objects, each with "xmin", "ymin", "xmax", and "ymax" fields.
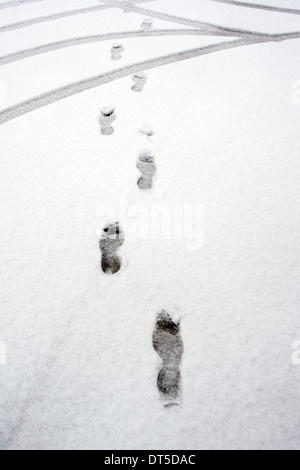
[
  {"xmin": 111, "ymin": 43, "xmax": 124, "ymax": 61},
  {"xmin": 99, "ymin": 106, "xmax": 116, "ymax": 135},
  {"xmin": 137, "ymin": 151, "xmax": 156, "ymax": 190},
  {"xmin": 138, "ymin": 125, "xmax": 154, "ymax": 139},
  {"xmin": 153, "ymin": 311, "xmax": 184, "ymax": 406},
  {"xmin": 141, "ymin": 18, "xmax": 153, "ymax": 31},
  {"xmin": 131, "ymin": 73, "xmax": 147, "ymax": 93},
  {"xmin": 100, "ymin": 222, "xmax": 124, "ymax": 274}
]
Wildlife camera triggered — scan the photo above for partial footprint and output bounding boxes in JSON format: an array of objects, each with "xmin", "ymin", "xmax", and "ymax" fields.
[
  {"xmin": 131, "ymin": 73, "xmax": 147, "ymax": 93},
  {"xmin": 138, "ymin": 125, "xmax": 154, "ymax": 138},
  {"xmin": 153, "ymin": 311, "xmax": 184, "ymax": 406},
  {"xmin": 111, "ymin": 43, "xmax": 124, "ymax": 61},
  {"xmin": 99, "ymin": 106, "xmax": 116, "ymax": 135},
  {"xmin": 100, "ymin": 222, "xmax": 124, "ymax": 274},
  {"xmin": 141, "ymin": 18, "xmax": 153, "ymax": 31},
  {"xmin": 137, "ymin": 151, "xmax": 156, "ymax": 190}
]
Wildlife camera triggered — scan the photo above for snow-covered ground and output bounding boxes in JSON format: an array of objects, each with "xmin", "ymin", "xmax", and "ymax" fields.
[{"xmin": 0, "ymin": 0, "xmax": 299, "ymax": 450}]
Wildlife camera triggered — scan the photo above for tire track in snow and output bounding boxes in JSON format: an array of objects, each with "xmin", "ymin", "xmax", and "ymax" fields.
[
  {"xmin": 272, "ymin": 31, "xmax": 300, "ymax": 41},
  {"xmin": 0, "ymin": 0, "xmax": 42, "ymax": 9},
  {"xmin": 0, "ymin": 39, "xmax": 261, "ymax": 126},
  {"xmin": 1, "ymin": 26, "xmax": 298, "ymax": 67},
  {"xmin": 100, "ymin": 0, "xmax": 157, "ymax": 5},
  {"xmin": 0, "ymin": 4, "xmax": 112, "ymax": 33},
  {"xmin": 211, "ymin": 0, "xmax": 300, "ymax": 16},
  {"xmin": 113, "ymin": 4, "xmax": 271, "ymax": 39},
  {"xmin": 1, "ymin": 29, "xmax": 299, "ymax": 126},
  {"xmin": 0, "ymin": 29, "xmax": 230, "ymax": 66}
]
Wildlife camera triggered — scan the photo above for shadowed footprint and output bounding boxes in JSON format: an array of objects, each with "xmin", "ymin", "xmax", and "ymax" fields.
[
  {"xmin": 153, "ymin": 311, "xmax": 184, "ymax": 406},
  {"xmin": 100, "ymin": 222, "xmax": 124, "ymax": 274},
  {"xmin": 137, "ymin": 151, "xmax": 156, "ymax": 190},
  {"xmin": 131, "ymin": 73, "xmax": 147, "ymax": 92},
  {"xmin": 111, "ymin": 43, "xmax": 124, "ymax": 60},
  {"xmin": 99, "ymin": 106, "xmax": 116, "ymax": 135}
]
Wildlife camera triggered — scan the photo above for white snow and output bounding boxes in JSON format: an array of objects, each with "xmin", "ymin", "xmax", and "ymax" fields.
[
  {"xmin": 233, "ymin": 0, "xmax": 300, "ymax": 8},
  {"xmin": 0, "ymin": 8, "xmax": 193, "ymax": 57},
  {"xmin": 0, "ymin": 0, "xmax": 299, "ymax": 451},
  {"xmin": 0, "ymin": 35, "xmax": 233, "ymax": 111},
  {"xmin": 145, "ymin": 0, "xmax": 300, "ymax": 34},
  {"xmin": 0, "ymin": 1, "xmax": 100, "ymax": 27}
]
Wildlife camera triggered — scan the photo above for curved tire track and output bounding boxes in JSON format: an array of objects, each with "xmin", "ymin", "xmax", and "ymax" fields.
[
  {"xmin": 1, "ymin": 30, "xmax": 299, "ymax": 127},
  {"xmin": 0, "ymin": 39, "xmax": 255, "ymax": 126},
  {"xmin": 0, "ymin": 0, "xmax": 42, "ymax": 9},
  {"xmin": 1, "ymin": 27, "xmax": 298, "ymax": 67},
  {"xmin": 0, "ymin": 29, "xmax": 230, "ymax": 66},
  {"xmin": 121, "ymin": 4, "xmax": 271, "ymax": 40},
  {"xmin": 211, "ymin": 0, "xmax": 300, "ymax": 16},
  {"xmin": 0, "ymin": 4, "xmax": 111, "ymax": 33}
]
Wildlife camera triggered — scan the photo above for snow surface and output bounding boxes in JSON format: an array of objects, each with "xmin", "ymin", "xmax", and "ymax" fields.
[
  {"xmin": 0, "ymin": 0, "xmax": 98, "ymax": 26},
  {"xmin": 230, "ymin": 0, "xmax": 300, "ymax": 8},
  {"xmin": 0, "ymin": 0, "xmax": 300, "ymax": 450},
  {"xmin": 145, "ymin": 0, "xmax": 300, "ymax": 34}
]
